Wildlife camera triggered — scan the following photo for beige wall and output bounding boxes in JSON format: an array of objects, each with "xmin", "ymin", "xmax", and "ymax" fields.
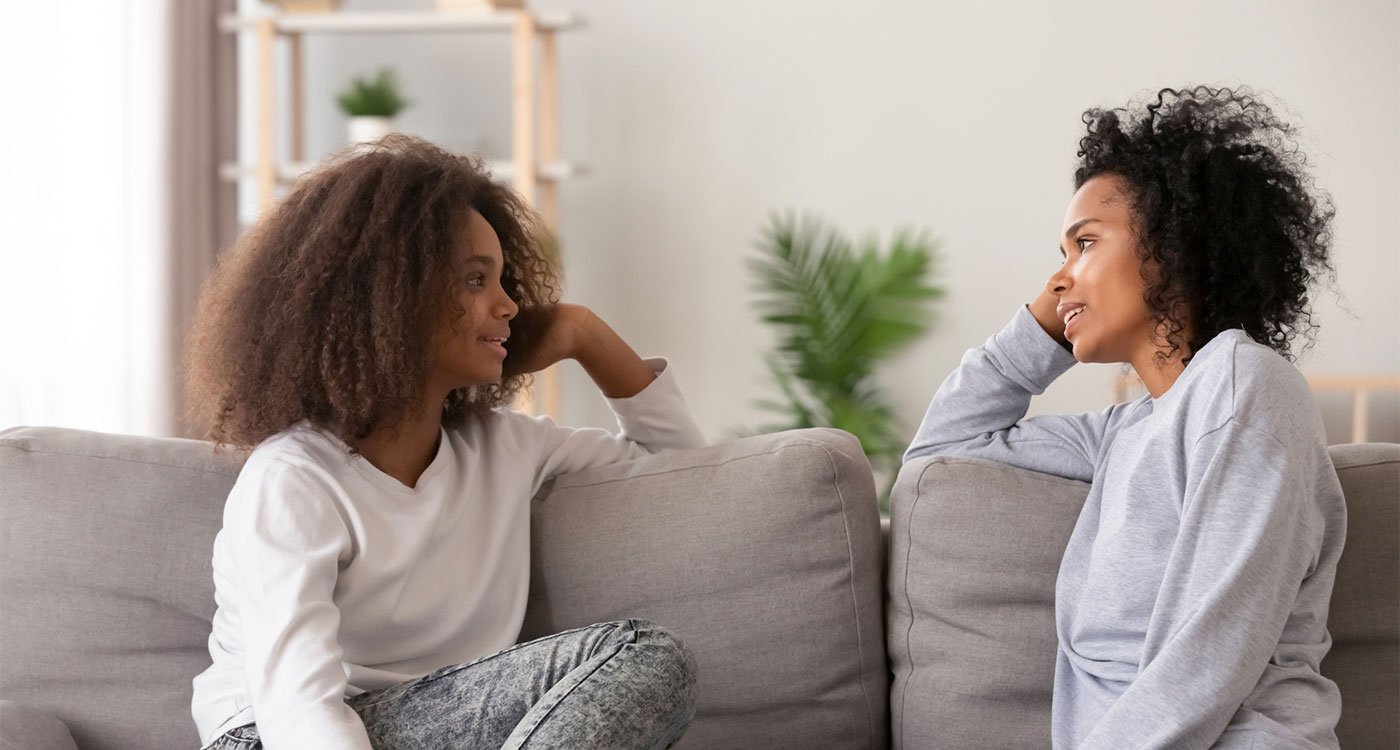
[{"xmin": 262, "ymin": 0, "xmax": 1400, "ymax": 438}]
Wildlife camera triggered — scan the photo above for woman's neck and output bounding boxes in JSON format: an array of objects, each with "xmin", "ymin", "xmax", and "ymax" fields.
[
  {"xmin": 1133, "ymin": 355, "xmax": 1187, "ymax": 399},
  {"xmin": 354, "ymin": 395, "xmax": 448, "ymax": 489}
]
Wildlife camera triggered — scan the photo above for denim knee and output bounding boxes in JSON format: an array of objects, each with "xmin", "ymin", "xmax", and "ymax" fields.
[{"xmin": 625, "ymin": 619, "xmax": 698, "ymax": 719}]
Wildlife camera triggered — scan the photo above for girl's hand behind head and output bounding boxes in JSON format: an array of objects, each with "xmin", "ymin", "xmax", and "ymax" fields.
[{"xmin": 502, "ymin": 303, "xmax": 592, "ymax": 378}]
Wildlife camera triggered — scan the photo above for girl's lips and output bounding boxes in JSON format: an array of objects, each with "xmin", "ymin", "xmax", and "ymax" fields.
[{"xmin": 481, "ymin": 339, "xmax": 508, "ymax": 359}]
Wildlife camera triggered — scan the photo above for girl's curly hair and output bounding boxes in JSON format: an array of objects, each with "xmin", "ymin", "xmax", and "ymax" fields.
[
  {"xmin": 185, "ymin": 135, "xmax": 560, "ymax": 450},
  {"xmin": 1075, "ymin": 85, "xmax": 1335, "ymax": 362}
]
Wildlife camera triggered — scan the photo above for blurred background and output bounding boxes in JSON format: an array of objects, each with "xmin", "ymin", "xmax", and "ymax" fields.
[{"xmin": 2, "ymin": 0, "xmax": 1396, "ymax": 448}]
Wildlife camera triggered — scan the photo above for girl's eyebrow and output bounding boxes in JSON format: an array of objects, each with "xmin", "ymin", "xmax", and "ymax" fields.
[{"xmin": 463, "ymin": 255, "xmax": 499, "ymax": 270}]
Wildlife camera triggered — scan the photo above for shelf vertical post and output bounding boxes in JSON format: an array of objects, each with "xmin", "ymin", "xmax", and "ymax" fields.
[
  {"xmin": 511, "ymin": 10, "xmax": 547, "ymax": 416},
  {"xmin": 538, "ymin": 30, "xmax": 559, "ymax": 228},
  {"xmin": 536, "ymin": 29, "xmax": 562, "ymax": 418},
  {"xmin": 289, "ymin": 32, "xmax": 305, "ymax": 163},
  {"xmin": 254, "ymin": 17, "xmax": 277, "ymax": 210},
  {"xmin": 511, "ymin": 11, "xmax": 537, "ymax": 206}
]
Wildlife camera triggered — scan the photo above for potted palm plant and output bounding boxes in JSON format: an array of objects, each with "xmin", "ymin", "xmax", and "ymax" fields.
[
  {"xmin": 749, "ymin": 213, "xmax": 943, "ymax": 509},
  {"xmin": 337, "ymin": 68, "xmax": 411, "ymax": 145}
]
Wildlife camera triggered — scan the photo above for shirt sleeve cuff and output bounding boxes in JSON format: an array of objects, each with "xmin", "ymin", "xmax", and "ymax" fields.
[
  {"xmin": 604, "ymin": 357, "xmax": 707, "ymax": 450},
  {"xmin": 990, "ymin": 305, "xmax": 1079, "ymax": 394}
]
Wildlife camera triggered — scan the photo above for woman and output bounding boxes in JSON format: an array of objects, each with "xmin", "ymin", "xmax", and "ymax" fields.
[
  {"xmin": 186, "ymin": 135, "xmax": 703, "ymax": 749},
  {"xmin": 906, "ymin": 86, "xmax": 1343, "ymax": 749}
]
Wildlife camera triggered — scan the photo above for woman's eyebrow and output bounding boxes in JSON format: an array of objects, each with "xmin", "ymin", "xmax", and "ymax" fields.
[
  {"xmin": 463, "ymin": 255, "xmax": 499, "ymax": 270},
  {"xmin": 1063, "ymin": 218, "xmax": 1101, "ymax": 240}
]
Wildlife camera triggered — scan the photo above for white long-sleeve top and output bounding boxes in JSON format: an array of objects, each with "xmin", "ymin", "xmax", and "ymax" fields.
[
  {"xmin": 906, "ymin": 308, "xmax": 1345, "ymax": 749},
  {"xmin": 191, "ymin": 358, "xmax": 706, "ymax": 750}
]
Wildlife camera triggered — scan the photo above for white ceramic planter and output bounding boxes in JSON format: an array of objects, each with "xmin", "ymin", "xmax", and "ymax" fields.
[{"xmin": 347, "ymin": 116, "xmax": 395, "ymax": 145}]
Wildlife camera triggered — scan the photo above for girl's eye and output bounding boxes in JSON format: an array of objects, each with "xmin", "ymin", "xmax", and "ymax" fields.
[
  {"xmin": 467, "ymin": 275, "xmax": 486, "ymax": 288},
  {"xmin": 1076, "ymin": 237, "xmax": 1096, "ymax": 252}
]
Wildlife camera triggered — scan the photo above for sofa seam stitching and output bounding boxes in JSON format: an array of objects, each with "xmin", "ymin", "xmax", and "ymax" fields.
[
  {"xmin": 0, "ymin": 444, "xmax": 243, "ymax": 479},
  {"xmin": 897, "ymin": 461, "xmax": 935, "ymax": 748},
  {"xmin": 817, "ymin": 442, "xmax": 879, "ymax": 746},
  {"xmin": 541, "ymin": 437, "xmax": 846, "ymax": 493}
]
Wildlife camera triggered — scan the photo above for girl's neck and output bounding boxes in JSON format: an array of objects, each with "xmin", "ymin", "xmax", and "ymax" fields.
[{"xmin": 354, "ymin": 394, "xmax": 448, "ymax": 489}]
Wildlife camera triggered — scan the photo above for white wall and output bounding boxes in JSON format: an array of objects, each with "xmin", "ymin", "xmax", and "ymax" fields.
[
  {"xmin": 264, "ymin": 0, "xmax": 1399, "ymax": 439},
  {"xmin": 1, "ymin": 1, "xmax": 172, "ymax": 436}
]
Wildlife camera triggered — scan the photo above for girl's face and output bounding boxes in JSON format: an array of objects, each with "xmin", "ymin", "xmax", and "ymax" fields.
[
  {"xmin": 429, "ymin": 210, "xmax": 520, "ymax": 392},
  {"xmin": 1047, "ymin": 175, "xmax": 1160, "ymax": 367}
]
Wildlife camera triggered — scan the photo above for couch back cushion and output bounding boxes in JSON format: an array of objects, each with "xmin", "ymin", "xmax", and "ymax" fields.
[
  {"xmin": 0, "ymin": 426, "xmax": 242, "ymax": 750},
  {"xmin": 886, "ymin": 444, "xmax": 1399, "ymax": 750},
  {"xmin": 886, "ymin": 455, "xmax": 1086, "ymax": 749},
  {"xmin": 2, "ymin": 426, "xmax": 889, "ymax": 750},
  {"xmin": 521, "ymin": 428, "xmax": 888, "ymax": 750},
  {"xmin": 1320, "ymin": 443, "xmax": 1400, "ymax": 748}
]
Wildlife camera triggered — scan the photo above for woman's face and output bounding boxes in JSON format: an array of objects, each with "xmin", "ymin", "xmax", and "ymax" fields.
[
  {"xmin": 1047, "ymin": 175, "xmax": 1160, "ymax": 367},
  {"xmin": 429, "ymin": 210, "xmax": 520, "ymax": 391}
]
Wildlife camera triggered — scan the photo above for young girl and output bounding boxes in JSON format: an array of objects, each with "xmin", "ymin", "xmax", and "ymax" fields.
[
  {"xmin": 906, "ymin": 87, "xmax": 1344, "ymax": 749},
  {"xmin": 186, "ymin": 136, "xmax": 705, "ymax": 749}
]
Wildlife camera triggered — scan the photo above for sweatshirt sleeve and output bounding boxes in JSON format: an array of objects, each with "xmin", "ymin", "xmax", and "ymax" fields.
[
  {"xmin": 529, "ymin": 357, "xmax": 707, "ymax": 484},
  {"xmin": 904, "ymin": 306, "xmax": 1117, "ymax": 482},
  {"xmin": 1076, "ymin": 418, "xmax": 1326, "ymax": 749},
  {"xmin": 223, "ymin": 461, "xmax": 372, "ymax": 750}
]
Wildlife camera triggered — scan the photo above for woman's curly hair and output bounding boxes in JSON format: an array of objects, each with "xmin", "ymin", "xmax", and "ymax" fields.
[
  {"xmin": 185, "ymin": 135, "xmax": 560, "ymax": 450},
  {"xmin": 1075, "ymin": 85, "xmax": 1335, "ymax": 362}
]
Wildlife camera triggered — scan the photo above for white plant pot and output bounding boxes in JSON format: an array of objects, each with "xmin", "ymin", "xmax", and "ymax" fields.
[{"xmin": 347, "ymin": 116, "xmax": 396, "ymax": 145}]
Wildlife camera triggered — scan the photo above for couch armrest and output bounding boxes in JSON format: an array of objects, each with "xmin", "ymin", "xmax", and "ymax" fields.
[{"xmin": 520, "ymin": 428, "xmax": 888, "ymax": 750}]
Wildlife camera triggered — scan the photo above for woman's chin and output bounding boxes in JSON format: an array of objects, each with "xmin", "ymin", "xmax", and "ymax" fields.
[{"xmin": 1068, "ymin": 339, "xmax": 1101, "ymax": 364}]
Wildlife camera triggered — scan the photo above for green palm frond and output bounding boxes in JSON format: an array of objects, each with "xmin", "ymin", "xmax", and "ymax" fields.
[{"xmin": 750, "ymin": 212, "xmax": 943, "ymax": 490}]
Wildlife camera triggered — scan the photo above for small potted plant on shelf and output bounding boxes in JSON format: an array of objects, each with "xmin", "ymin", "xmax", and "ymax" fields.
[{"xmin": 337, "ymin": 68, "xmax": 410, "ymax": 145}]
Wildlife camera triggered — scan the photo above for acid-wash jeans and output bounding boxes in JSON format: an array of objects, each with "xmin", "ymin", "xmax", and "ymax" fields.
[{"xmin": 208, "ymin": 619, "xmax": 697, "ymax": 750}]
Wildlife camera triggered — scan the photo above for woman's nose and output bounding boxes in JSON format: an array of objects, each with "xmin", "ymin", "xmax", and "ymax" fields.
[{"xmin": 1046, "ymin": 266, "xmax": 1072, "ymax": 297}]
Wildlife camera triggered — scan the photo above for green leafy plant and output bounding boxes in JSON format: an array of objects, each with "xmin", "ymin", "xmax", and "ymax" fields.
[
  {"xmin": 750, "ymin": 213, "xmax": 943, "ymax": 503},
  {"xmin": 336, "ymin": 68, "xmax": 410, "ymax": 117}
]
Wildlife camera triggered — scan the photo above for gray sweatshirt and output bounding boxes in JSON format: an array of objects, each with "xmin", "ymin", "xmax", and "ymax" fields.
[{"xmin": 906, "ymin": 307, "xmax": 1345, "ymax": 750}]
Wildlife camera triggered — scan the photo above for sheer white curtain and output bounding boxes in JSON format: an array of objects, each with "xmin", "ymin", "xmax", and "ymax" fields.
[{"xmin": 0, "ymin": 0, "xmax": 234, "ymax": 437}]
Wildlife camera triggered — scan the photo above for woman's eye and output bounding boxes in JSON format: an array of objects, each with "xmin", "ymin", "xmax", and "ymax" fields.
[
  {"xmin": 467, "ymin": 275, "xmax": 486, "ymax": 288},
  {"xmin": 1076, "ymin": 237, "xmax": 1096, "ymax": 252}
]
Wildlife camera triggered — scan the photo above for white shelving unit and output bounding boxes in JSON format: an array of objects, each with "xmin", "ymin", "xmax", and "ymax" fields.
[{"xmin": 218, "ymin": 6, "xmax": 584, "ymax": 416}]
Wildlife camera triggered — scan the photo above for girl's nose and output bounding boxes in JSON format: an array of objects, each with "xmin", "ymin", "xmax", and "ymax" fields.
[{"xmin": 498, "ymin": 291, "xmax": 519, "ymax": 320}]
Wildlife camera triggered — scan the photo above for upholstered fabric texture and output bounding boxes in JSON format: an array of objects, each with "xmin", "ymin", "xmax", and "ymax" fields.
[
  {"xmin": 0, "ymin": 428, "xmax": 242, "ymax": 750},
  {"xmin": 1321, "ymin": 443, "xmax": 1400, "ymax": 749},
  {"xmin": 886, "ymin": 455, "xmax": 1086, "ymax": 750},
  {"xmin": 886, "ymin": 444, "xmax": 1400, "ymax": 750},
  {"xmin": 520, "ymin": 428, "xmax": 888, "ymax": 750},
  {"xmin": 0, "ymin": 425, "xmax": 887, "ymax": 750},
  {"xmin": 0, "ymin": 701, "xmax": 80, "ymax": 750}
]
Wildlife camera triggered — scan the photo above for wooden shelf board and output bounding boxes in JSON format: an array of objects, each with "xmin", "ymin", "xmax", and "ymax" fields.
[
  {"xmin": 219, "ymin": 159, "xmax": 586, "ymax": 183},
  {"xmin": 219, "ymin": 10, "xmax": 584, "ymax": 35}
]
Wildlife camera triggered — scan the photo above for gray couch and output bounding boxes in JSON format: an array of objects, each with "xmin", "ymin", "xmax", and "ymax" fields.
[{"xmin": 0, "ymin": 426, "xmax": 1395, "ymax": 749}]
